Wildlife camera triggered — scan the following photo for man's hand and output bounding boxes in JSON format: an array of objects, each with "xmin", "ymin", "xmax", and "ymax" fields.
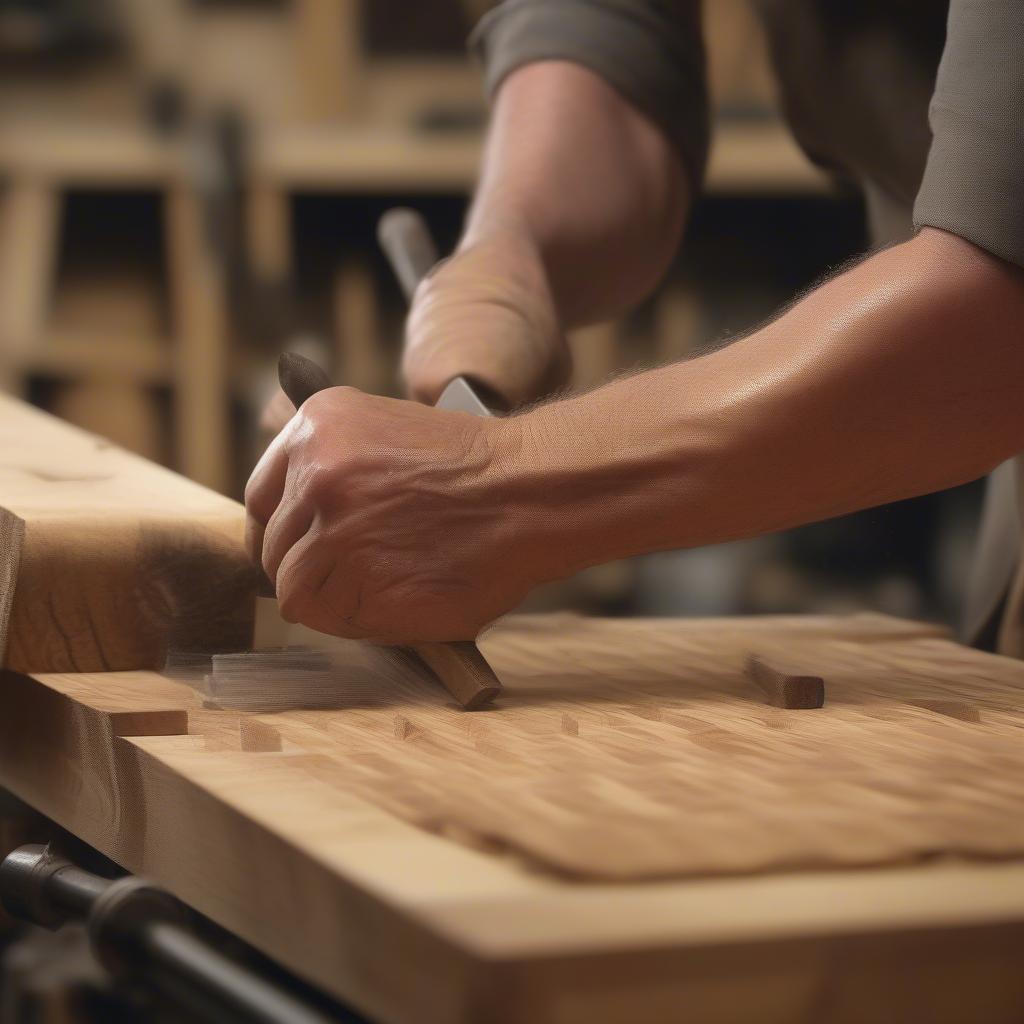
[
  {"xmin": 244, "ymin": 386, "xmax": 545, "ymax": 643},
  {"xmin": 402, "ymin": 231, "xmax": 568, "ymax": 408}
]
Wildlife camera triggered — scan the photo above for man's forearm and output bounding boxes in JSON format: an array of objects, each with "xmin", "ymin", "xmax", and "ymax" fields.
[
  {"xmin": 500, "ymin": 228, "xmax": 1024, "ymax": 580},
  {"xmin": 462, "ymin": 61, "xmax": 690, "ymax": 328}
]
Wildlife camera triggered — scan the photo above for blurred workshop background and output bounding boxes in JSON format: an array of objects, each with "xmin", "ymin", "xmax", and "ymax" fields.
[{"xmin": 0, "ymin": 0, "xmax": 982, "ymax": 629}]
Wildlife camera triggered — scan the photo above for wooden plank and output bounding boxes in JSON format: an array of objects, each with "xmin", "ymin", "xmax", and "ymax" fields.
[
  {"xmin": 0, "ymin": 117, "xmax": 830, "ymax": 199},
  {"xmin": 2, "ymin": 617, "xmax": 1024, "ymax": 1022},
  {"xmin": 11, "ymin": 331, "xmax": 174, "ymax": 382},
  {"xmin": 0, "ymin": 124, "xmax": 183, "ymax": 185},
  {"xmin": 0, "ymin": 395, "xmax": 253, "ymax": 673}
]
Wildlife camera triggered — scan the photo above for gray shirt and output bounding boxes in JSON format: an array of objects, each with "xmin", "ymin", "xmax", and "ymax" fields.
[
  {"xmin": 472, "ymin": 0, "xmax": 1024, "ymax": 653},
  {"xmin": 472, "ymin": 0, "xmax": 1024, "ymax": 270}
]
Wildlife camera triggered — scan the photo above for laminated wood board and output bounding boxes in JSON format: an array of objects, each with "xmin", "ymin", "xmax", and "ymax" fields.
[
  {"xmin": 0, "ymin": 394, "xmax": 254, "ymax": 673},
  {"xmin": 2, "ymin": 615, "xmax": 1024, "ymax": 1023}
]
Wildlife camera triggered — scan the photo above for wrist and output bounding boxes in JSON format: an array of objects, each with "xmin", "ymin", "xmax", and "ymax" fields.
[{"xmin": 488, "ymin": 364, "xmax": 746, "ymax": 580}]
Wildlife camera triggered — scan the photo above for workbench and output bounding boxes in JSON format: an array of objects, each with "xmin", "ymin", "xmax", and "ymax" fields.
[{"xmin": 2, "ymin": 395, "xmax": 1024, "ymax": 1023}]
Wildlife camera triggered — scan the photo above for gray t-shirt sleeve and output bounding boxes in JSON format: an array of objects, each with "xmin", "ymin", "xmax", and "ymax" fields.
[
  {"xmin": 914, "ymin": 0, "xmax": 1024, "ymax": 268},
  {"xmin": 469, "ymin": 0, "xmax": 709, "ymax": 193}
]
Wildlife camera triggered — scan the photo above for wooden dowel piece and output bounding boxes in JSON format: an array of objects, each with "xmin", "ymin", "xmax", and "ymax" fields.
[
  {"xmin": 746, "ymin": 654, "xmax": 825, "ymax": 710},
  {"xmin": 411, "ymin": 641, "xmax": 502, "ymax": 710}
]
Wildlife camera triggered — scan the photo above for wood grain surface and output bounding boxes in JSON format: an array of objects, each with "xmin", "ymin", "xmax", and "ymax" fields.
[
  {"xmin": 0, "ymin": 395, "xmax": 255, "ymax": 673},
  {"xmin": 3, "ymin": 614, "xmax": 1024, "ymax": 1022},
  {"xmin": 239, "ymin": 612, "xmax": 1024, "ymax": 881}
]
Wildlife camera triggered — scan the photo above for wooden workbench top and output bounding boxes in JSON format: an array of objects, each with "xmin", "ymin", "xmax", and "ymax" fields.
[
  {"xmin": 3, "ymin": 612, "xmax": 1024, "ymax": 1023},
  {"xmin": 3, "ymin": 395, "xmax": 1024, "ymax": 1022}
]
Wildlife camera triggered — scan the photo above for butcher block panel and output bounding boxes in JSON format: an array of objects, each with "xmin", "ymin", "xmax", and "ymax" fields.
[
  {"xmin": 3, "ymin": 613, "xmax": 1024, "ymax": 1023},
  {"xmin": 0, "ymin": 395, "xmax": 254, "ymax": 672}
]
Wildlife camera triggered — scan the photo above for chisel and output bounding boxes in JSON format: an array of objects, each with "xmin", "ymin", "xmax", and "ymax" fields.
[{"xmin": 273, "ymin": 208, "xmax": 503, "ymax": 711}]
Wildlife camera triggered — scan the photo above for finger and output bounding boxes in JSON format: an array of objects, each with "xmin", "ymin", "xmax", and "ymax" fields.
[
  {"xmin": 273, "ymin": 531, "xmax": 336, "ymax": 627},
  {"xmin": 244, "ymin": 430, "xmax": 290, "ymax": 564},
  {"xmin": 275, "ymin": 538, "xmax": 371, "ymax": 639},
  {"xmin": 261, "ymin": 491, "xmax": 315, "ymax": 585},
  {"xmin": 244, "ymin": 513, "xmax": 268, "ymax": 577}
]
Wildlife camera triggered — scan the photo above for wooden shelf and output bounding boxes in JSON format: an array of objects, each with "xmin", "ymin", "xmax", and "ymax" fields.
[
  {"xmin": 0, "ymin": 113, "xmax": 831, "ymax": 198},
  {"xmin": 255, "ymin": 117, "xmax": 832, "ymax": 196},
  {"xmin": 11, "ymin": 332, "xmax": 173, "ymax": 383},
  {"xmin": 0, "ymin": 122, "xmax": 184, "ymax": 186}
]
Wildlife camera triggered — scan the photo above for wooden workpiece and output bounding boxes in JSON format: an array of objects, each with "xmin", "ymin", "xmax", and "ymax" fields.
[
  {"xmin": 0, "ymin": 395, "xmax": 254, "ymax": 672},
  {"xmin": 3, "ymin": 614, "xmax": 1024, "ymax": 1022},
  {"xmin": 4, "ymin": 396, "xmax": 1024, "ymax": 1021}
]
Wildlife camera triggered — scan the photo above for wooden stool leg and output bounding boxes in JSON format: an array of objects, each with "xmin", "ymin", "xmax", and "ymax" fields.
[
  {"xmin": 246, "ymin": 183, "xmax": 291, "ymax": 284},
  {"xmin": 165, "ymin": 184, "xmax": 231, "ymax": 494},
  {"xmin": 0, "ymin": 180, "xmax": 61, "ymax": 396},
  {"xmin": 334, "ymin": 259, "xmax": 383, "ymax": 393}
]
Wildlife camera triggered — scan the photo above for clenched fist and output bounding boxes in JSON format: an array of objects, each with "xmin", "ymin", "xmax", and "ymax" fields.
[
  {"xmin": 244, "ymin": 386, "xmax": 547, "ymax": 643},
  {"xmin": 402, "ymin": 233, "xmax": 570, "ymax": 409}
]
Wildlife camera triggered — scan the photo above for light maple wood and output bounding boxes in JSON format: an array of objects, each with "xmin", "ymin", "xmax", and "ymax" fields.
[
  {"xmin": 2, "ymin": 613, "xmax": 1024, "ymax": 1022},
  {"xmin": 0, "ymin": 395, "xmax": 253, "ymax": 673}
]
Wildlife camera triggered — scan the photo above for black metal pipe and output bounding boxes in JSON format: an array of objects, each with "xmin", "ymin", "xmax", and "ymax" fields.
[
  {"xmin": 0, "ymin": 844, "xmax": 338, "ymax": 1024},
  {"xmin": 46, "ymin": 863, "xmax": 110, "ymax": 915},
  {"xmin": 144, "ymin": 922, "xmax": 332, "ymax": 1024}
]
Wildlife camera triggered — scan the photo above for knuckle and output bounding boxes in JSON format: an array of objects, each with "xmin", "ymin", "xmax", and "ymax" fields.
[
  {"xmin": 303, "ymin": 463, "xmax": 338, "ymax": 507},
  {"xmin": 276, "ymin": 585, "xmax": 309, "ymax": 625},
  {"xmin": 260, "ymin": 542, "xmax": 276, "ymax": 580}
]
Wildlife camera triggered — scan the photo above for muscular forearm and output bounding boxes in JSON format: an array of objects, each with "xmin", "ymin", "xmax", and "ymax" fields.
[
  {"xmin": 462, "ymin": 61, "xmax": 690, "ymax": 328},
  {"xmin": 500, "ymin": 228, "xmax": 1024, "ymax": 580}
]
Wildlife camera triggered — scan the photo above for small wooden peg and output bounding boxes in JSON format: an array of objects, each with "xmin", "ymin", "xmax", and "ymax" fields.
[
  {"xmin": 412, "ymin": 641, "xmax": 502, "ymax": 711},
  {"xmin": 746, "ymin": 654, "xmax": 825, "ymax": 710}
]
